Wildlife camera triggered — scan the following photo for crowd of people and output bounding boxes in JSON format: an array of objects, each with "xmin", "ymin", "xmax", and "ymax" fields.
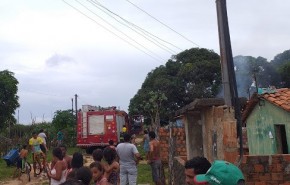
[{"xmin": 14, "ymin": 128, "xmax": 245, "ymax": 185}]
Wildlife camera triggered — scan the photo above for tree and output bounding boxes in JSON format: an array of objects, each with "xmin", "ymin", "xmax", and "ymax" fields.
[
  {"xmin": 0, "ymin": 70, "xmax": 20, "ymax": 130},
  {"xmin": 51, "ymin": 110, "xmax": 76, "ymax": 131},
  {"xmin": 51, "ymin": 109, "xmax": 76, "ymax": 146},
  {"xmin": 233, "ymin": 55, "xmax": 281, "ymax": 97},
  {"xmin": 271, "ymin": 50, "xmax": 290, "ymax": 88},
  {"xmin": 279, "ymin": 62, "xmax": 290, "ymax": 87},
  {"xmin": 129, "ymin": 48, "xmax": 222, "ymax": 128},
  {"xmin": 271, "ymin": 49, "xmax": 290, "ymax": 68}
]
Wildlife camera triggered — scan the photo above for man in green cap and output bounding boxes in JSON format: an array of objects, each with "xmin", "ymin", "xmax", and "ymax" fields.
[{"xmin": 194, "ymin": 160, "xmax": 245, "ymax": 185}]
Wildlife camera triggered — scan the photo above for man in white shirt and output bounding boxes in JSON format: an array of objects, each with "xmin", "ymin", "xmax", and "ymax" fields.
[
  {"xmin": 38, "ymin": 129, "xmax": 48, "ymax": 154},
  {"xmin": 116, "ymin": 133, "xmax": 141, "ymax": 185}
]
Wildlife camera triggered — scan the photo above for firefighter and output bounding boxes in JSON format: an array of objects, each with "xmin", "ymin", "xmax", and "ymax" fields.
[{"xmin": 120, "ymin": 125, "xmax": 127, "ymax": 143}]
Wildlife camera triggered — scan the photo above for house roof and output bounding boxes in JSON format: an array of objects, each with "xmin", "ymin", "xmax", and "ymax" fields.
[
  {"xmin": 175, "ymin": 98, "xmax": 225, "ymax": 116},
  {"xmin": 263, "ymin": 88, "xmax": 290, "ymax": 111},
  {"xmin": 242, "ymin": 88, "xmax": 290, "ymax": 122}
]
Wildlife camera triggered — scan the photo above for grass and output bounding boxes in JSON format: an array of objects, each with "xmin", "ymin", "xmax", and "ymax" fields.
[
  {"xmin": 0, "ymin": 159, "xmax": 15, "ymax": 181},
  {"xmin": 138, "ymin": 163, "xmax": 154, "ymax": 184},
  {"xmin": 0, "ymin": 147, "xmax": 80, "ymax": 182},
  {"xmin": 135, "ymin": 135, "xmax": 169, "ymax": 185}
]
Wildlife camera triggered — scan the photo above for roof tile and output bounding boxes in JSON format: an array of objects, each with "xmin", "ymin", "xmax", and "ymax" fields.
[
  {"xmin": 269, "ymin": 94, "xmax": 275, "ymax": 97},
  {"xmin": 262, "ymin": 88, "xmax": 290, "ymax": 112},
  {"xmin": 281, "ymin": 104, "xmax": 290, "ymax": 111},
  {"xmin": 242, "ymin": 88, "xmax": 290, "ymax": 122}
]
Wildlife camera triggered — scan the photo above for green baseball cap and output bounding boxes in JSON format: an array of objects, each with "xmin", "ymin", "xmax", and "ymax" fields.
[{"xmin": 194, "ymin": 160, "xmax": 244, "ymax": 185}]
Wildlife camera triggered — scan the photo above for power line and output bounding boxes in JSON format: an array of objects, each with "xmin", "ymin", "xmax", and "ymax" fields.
[
  {"xmin": 125, "ymin": 0, "xmax": 200, "ymax": 47},
  {"xmin": 88, "ymin": 0, "xmax": 176, "ymax": 55},
  {"xmin": 62, "ymin": 0, "xmax": 165, "ymax": 63},
  {"xmin": 89, "ymin": 0, "xmax": 182, "ymax": 53},
  {"xmin": 75, "ymin": 0, "xmax": 166, "ymax": 61},
  {"xmin": 20, "ymin": 89, "xmax": 64, "ymax": 97}
]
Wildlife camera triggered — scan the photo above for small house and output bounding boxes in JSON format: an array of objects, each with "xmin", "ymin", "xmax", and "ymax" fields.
[
  {"xmin": 242, "ymin": 88, "xmax": 290, "ymax": 155},
  {"xmin": 175, "ymin": 98, "xmax": 239, "ymax": 163}
]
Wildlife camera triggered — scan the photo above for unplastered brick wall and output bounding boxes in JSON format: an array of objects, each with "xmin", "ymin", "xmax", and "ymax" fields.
[
  {"xmin": 240, "ymin": 155, "xmax": 290, "ymax": 184},
  {"xmin": 159, "ymin": 127, "xmax": 187, "ymax": 163}
]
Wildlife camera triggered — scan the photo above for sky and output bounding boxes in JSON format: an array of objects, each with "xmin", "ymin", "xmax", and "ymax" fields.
[{"xmin": 1, "ymin": 0, "xmax": 290, "ymax": 124}]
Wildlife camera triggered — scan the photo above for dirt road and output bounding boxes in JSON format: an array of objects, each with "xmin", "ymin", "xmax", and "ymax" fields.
[{"xmin": 0, "ymin": 172, "xmax": 48, "ymax": 185}]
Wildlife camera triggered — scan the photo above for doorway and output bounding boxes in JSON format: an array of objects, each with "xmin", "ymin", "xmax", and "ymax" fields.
[{"xmin": 274, "ymin": 124, "xmax": 288, "ymax": 154}]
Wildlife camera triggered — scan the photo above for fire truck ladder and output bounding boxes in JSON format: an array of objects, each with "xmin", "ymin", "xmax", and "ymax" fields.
[{"xmin": 82, "ymin": 112, "xmax": 88, "ymax": 138}]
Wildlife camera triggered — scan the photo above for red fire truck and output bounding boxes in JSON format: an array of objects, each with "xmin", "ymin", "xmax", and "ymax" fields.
[{"xmin": 76, "ymin": 105, "xmax": 129, "ymax": 153}]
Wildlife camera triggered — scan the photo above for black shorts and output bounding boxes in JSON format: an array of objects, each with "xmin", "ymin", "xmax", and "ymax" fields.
[
  {"xmin": 17, "ymin": 158, "xmax": 23, "ymax": 169},
  {"xmin": 40, "ymin": 144, "xmax": 46, "ymax": 153}
]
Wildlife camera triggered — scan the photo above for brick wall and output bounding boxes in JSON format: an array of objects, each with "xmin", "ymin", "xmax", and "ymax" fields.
[
  {"xmin": 241, "ymin": 154, "xmax": 290, "ymax": 184},
  {"xmin": 159, "ymin": 127, "xmax": 187, "ymax": 163}
]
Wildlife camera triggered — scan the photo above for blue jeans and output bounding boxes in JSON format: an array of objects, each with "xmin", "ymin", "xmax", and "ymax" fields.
[
  {"xmin": 120, "ymin": 165, "xmax": 137, "ymax": 185},
  {"xmin": 150, "ymin": 160, "xmax": 162, "ymax": 182}
]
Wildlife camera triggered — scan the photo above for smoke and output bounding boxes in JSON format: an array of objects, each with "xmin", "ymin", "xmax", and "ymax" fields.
[{"xmin": 216, "ymin": 55, "xmax": 258, "ymax": 99}]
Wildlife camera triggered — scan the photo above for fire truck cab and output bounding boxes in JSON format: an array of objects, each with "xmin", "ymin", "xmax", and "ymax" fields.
[{"xmin": 76, "ymin": 105, "xmax": 128, "ymax": 154}]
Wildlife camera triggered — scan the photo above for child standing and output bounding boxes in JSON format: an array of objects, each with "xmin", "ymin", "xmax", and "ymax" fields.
[
  {"xmin": 89, "ymin": 161, "xmax": 109, "ymax": 185},
  {"xmin": 14, "ymin": 145, "xmax": 29, "ymax": 179}
]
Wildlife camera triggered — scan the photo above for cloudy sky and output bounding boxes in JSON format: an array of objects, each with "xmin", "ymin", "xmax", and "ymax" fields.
[{"xmin": 1, "ymin": 0, "xmax": 289, "ymax": 124}]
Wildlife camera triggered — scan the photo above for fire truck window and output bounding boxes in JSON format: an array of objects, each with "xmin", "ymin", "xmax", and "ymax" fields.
[
  {"xmin": 89, "ymin": 115, "xmax": 104, "ymax": 135},
  {"xmin": 106, "ymin": 115, "xmax": 113, "ymax": 121}
]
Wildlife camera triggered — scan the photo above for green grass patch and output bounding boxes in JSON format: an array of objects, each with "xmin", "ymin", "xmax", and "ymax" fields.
[
  {"xmin": 137, "ymin": 164, "xmax": 154, "ymax": 185},
  {"xmin": 66, "ymin": 147, "xmax": 82, "ymax": 155},
  {"xmin": 0, "ymin": 159, "xmax": 15, "ymax": 181},
  {"xmin": 0, "ymin": 147, "xmax": 80, "ymax": 182}
]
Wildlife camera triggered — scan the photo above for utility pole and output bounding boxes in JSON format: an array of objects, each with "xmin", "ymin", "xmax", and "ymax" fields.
[
  {"xmin": 216, "ymin": 0, "xmax": 243, "ymax": 163},
  {"xmin": 216, "ymin": 0, "xmax": 233, "ymax": 106},
  {"xmin": 75, "ymin": 94, "xmax": 78, "ymax": 124},
  {"xmin": 71, "ymin": 98, "xmax": 74, "ymax": 114}
]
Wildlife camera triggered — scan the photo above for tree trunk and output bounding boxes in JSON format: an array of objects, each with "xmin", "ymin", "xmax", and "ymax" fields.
[{"xmin": 155, "ymin": 111, "xmax": 160, "ymax": 138}]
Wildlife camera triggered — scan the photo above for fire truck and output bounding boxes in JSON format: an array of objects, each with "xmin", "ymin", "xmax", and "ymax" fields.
[{"xmin": 76, "ymin": 105, "xmax": 129, "ymax": 154}]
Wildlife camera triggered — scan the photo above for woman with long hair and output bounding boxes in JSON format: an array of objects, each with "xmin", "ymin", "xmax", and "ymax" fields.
[
  {"xmin": 47, "ymin": 147, "xmax": 67, "ymax": 185},
  {"xmin": 103, "ymin": 147, "xmax": 120, "ymax": 185}
]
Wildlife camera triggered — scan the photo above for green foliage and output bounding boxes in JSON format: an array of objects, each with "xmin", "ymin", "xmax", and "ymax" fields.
[
  {"xmin": 51, "ymin": 110, "xmax": 75, "ymax": 131},
  {"xmin": 271, "ymin": 49, "xmax": 290, "ymax": 68},
  {"xmin": 233, "ymin": 55, "xmax": 282, "ymax": 97},
  {"xmin": 129, "ymin": 48, "xmax": 222, "ymax": 124},
  {"xmin": 279, "ymin": 62, "xmax": 290, "ymax": 87},
  {"xmin": 0, "ymin": 122, "xmax": 53, "ymax": 154},
  {"xmin": 0, "ymin": 70, "xmax": 20, "ymax": 130},
  {"xmin": 0, "ymin": 159, "xmax": 15, "ymax": 181},
  {"xmin": 234, "ymin": 49, "xmax": 290, "ymax": 97},
  {"xmin": 271, "ymin": 50, "xmax": 290, "ymax": 88},
  {"xmin": 51, "ymin": 110, "xmax": 76, "ymax": 147}
]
